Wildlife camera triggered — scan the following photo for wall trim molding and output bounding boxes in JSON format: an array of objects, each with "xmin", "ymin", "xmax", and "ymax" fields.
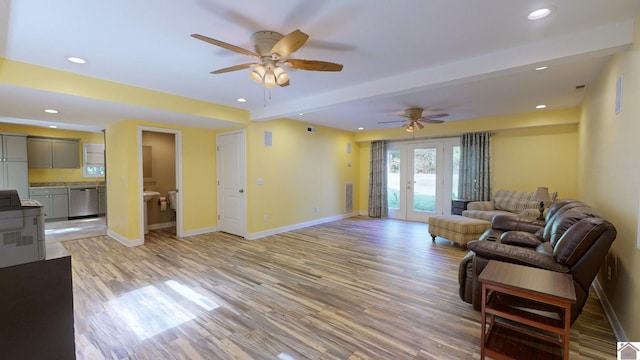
[
  {"xmin": 245, "ymin": 213, "xmax": 358, "ymax": 240},
  {"xmin": 107, "ymin": 230, "xmax": 143, "ymax": 247},
  {"xmin": 593, "ymin": 278, "xmax": 627, "ymax": 341}
]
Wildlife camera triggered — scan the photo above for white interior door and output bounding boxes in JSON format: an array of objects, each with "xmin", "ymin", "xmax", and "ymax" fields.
[
  {"xmin": 216, "ymin": 130, "xmax": 246, "ymax": 237},
  {"xmin": 387, "ymin": 138, "xmax": 459, "ymax": 222}
]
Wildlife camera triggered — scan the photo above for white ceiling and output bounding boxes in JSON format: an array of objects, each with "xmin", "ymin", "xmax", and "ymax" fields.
[{"xmin": 1, "ymin": 0, "xmax": 639, "ymax": 132}]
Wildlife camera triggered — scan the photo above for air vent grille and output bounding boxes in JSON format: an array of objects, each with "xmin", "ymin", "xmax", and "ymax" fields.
[
  {"xmin": 3, "ymin": 231, "xmax": 34, "ymax": 246},
  {"xmin": 345, "ymin": 183, "xmax": 354, "ymax": 213}
]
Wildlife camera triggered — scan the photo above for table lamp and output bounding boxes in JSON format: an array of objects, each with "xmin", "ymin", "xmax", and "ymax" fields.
[{"xmin": 532, "ymin": 187, "xmax": 551, "ymax": 221}]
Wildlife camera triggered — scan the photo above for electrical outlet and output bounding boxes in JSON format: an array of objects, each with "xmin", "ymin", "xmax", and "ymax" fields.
[
  {"xmin": 263, "ymin": 214, "xmax": 268, "ymax": 222},
  {"xmin": 314, "ymin": 207, "xmax": 319, "ymax": 213}
]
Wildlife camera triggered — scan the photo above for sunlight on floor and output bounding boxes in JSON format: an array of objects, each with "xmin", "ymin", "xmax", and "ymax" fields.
[{"xmin": 107, "ymin": 280, "xmax": 219, "ymax": 340}]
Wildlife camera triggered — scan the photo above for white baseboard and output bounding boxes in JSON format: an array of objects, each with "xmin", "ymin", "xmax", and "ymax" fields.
[
  {"xmin": 593, "ymin": 278, "xmax": 627, "ymax": 341},
  {"xmin": 106, "ymin": 229, "xmax": 144, "ymax": 247},
  {"xmin": 245, "ymin": 213, "xmax": 358, "ymax": 240}
]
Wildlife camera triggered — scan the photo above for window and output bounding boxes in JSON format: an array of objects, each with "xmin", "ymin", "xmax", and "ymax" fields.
[{"xmin": 83, "ymin": 143, "xmax": 105, "ymax": 177}]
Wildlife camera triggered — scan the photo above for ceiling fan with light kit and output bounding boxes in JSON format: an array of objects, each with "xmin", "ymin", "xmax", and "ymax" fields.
[
  {"xmin": 378, "ymin": 107, "xmax": 448, "ymax": 132},
  {"xmin": 191, "ymin": 29, "xmax": 343, "ymax": 88}
]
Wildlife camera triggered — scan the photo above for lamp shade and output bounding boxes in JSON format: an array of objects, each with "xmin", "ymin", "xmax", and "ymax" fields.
[
  {"xmin": 250, "ymin": 65, "xmax": 266, "ymax": 84},
  {"xmin": 263, "ymin": 70, "xmax": 277, "ymax": 88},
  {"xmin": 273, "ymin": 66, "xmax": 289, "ymax": 85},
  {"xmin": 532, "ymin": 187, "xmax": 551, "ymax": 202}
]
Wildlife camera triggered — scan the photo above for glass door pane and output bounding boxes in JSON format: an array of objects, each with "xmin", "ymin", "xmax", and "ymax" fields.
[
  {"xmin": 412, "ymin": 147, "xmax": 437, "ymax": 213},
  {"xmin": 451, "ymin": 146, "xmax": 460, "ymax": 200},
  {"xmin": 387, "ymin": 149, "xmax": 401, "ymax": 210}
]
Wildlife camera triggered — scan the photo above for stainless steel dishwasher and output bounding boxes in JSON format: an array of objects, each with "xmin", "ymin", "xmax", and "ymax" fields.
[{"xmin": 68, "ymin": 187, "xmax": 99, "ymax": 218}]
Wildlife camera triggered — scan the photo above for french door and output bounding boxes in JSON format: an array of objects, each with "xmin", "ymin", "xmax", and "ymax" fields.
[{"xmin": 387, "ymin": 138, "xmax": 460, "ymax": 221}]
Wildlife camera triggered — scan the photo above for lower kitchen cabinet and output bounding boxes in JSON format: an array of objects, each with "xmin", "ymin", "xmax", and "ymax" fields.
[{"xmin": 29, "ymin": 188, "xmax": 69, "ymax": 221}]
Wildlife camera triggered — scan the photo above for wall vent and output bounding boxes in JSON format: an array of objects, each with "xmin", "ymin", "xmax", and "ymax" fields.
[
  {"xmin": 345, "ymin": 183, "xmax": 354, "ymax": 213},
  {"xmin": 3, "ymin": 231, "xmax": 33, "ymax": 246}
]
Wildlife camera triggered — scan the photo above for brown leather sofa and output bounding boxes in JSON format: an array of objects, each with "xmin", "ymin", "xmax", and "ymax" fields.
[{"xmin": 458, "ymin": 199, "xmax": 617, "ymax": 324}]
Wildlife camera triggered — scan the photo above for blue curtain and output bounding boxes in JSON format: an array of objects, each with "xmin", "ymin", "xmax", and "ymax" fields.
[
  {"xmin": 368, "ymin": 140, "xmax": 388, "ymax": 218},
  {"xmin": 459, "ymin": 132, "xmax": 491, "ymax": 201}
]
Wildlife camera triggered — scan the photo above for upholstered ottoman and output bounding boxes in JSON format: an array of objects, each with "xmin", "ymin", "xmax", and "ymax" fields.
[{"xmin": 428, "ymin": 215, "xmax": 491, "ymax": 249}]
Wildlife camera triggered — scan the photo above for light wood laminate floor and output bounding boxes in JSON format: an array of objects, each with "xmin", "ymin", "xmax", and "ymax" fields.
[{"xmin": 63, "ymin": 217, "xmax": 617, "ymax": 359}]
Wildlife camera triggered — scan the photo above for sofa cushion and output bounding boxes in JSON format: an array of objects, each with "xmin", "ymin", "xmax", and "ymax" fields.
[
  {"xmin": 500, "ymin": 231, "xmax": 542, "ymax": 247},
  {"xmin": 493, "ymin": 190, "xmax": 532, "ymax": 213},
  {"xmin": 493, "ymin": 189, "xmax": 558, "ymax": 214},
  {"xmin": 466, "ymin": 240, "xmax": 570, "ymax": 272},
  {"xmin": 553, "ymin": 217, "xmax": 613, "ymax": 266},
  {"xmin": 461, "ymin": 209, "xmax": 515, "ymax": 222}
]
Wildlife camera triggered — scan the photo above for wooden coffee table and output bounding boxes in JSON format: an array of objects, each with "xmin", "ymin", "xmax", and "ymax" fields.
[{"xmin": 478, "ymin": 260, "xmax": 576, "ymax": 360}]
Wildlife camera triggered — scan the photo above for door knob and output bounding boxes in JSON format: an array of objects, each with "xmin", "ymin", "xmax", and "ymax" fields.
[{"xmin": 239, "ymin": 189, "xmax": 244, "ymax": 193}]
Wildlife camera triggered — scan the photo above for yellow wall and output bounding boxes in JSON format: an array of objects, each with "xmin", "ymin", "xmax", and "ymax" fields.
[
  {"xmin": 492, "ymin": 124, "xmax": 577, "ymax": 198},
  {"xmin": 105, "ymin": 120, "xmax": 218, "ymax": 242},
  {"xmin": 181, "ymin": 127, "xmax": 217, "ymax": 232},
  {"xmin": 579, "ymin": 12, "xmax": 640, "ymax": 340},
  {"xmin": 246, "ymin": 118, "xmax": 359, "ymax": 234},
  {"xmin": 356, "ymin": 109, "xmax": 580, "ymax": 213},
  {"xmin": 0, "ymin": 122, "xmax": 104, "ymax": 183},
  {"xmin": 106, "ymin": 117, "xmax": 359, "ymax": 240},
  {"xmin": 105, "ymin": 120, "xmax": 139, "ymax": 240}
]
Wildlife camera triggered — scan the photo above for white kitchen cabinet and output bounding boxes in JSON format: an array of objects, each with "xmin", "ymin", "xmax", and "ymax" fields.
[
  {"xmin": 0, "ymin": 134, "xmax": 29, "ymax": 200},
  {"xmin": 1, "ymin": 134, "xmax": 28, "ymax": 161},
  {"xmin": 29, "ymin": 187, "xmax": 69, "ymax": 221},
  {"xmin": 27, "ymin": 137, "xmax": 80, "ymax": 169}
]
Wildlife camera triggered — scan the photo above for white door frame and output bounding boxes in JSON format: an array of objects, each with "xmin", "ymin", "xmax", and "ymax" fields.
[
  {"xmin": 137, "ymin": 126, "xmax": 183, "ymax": 242},
  {"xmin": 216, "ymin": 129, "xmax": 247, "ymax": 237}
]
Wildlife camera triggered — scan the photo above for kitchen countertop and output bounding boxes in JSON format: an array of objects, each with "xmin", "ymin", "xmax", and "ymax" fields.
[{"xmin": 29, "ymin": 182, "xmax": 105, "ymax": 189}]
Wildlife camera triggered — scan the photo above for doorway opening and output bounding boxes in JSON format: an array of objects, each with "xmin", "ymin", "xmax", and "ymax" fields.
[{"xmin": 138, "ymin": 127, "xmax": 183, "ymax": 240}]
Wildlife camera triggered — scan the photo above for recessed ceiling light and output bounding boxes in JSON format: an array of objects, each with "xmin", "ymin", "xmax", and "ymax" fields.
[
  {"xmin": 49, "ymin": 125, "xmax": 57, "ymax": 129},
  {"xmin": 358, "ymin": 127, "xmax": 364, "ymax": 131},
  {"xmin": 535, "ymin": 66, "xmax": 548, "ymax": 71},
  {"xmin": 236, "ymin": 98, "xmax": 247, "ymax": 103},
  {"xmin": 44, "ymin": 109, "xmax": 59, "ymax": 114},
  {"xmin": 528, "ymin": 8, "xmax": 551, "ymax": 20},
  {"xmin": 67, "ymin": 56, "xmax": 86, "ymax": 64},
  {"xmin": 536, "ymin": 104, "xmax": 547, "ymax": 109},
  {"xmin": 299, "ymin": 113, "xmax": 304, "ymax": 116}
]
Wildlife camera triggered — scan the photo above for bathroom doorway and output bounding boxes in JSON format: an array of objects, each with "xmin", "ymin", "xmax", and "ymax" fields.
[{"xmin": 138, "ymin": 127, "xmax": 183, "ymax": 240}]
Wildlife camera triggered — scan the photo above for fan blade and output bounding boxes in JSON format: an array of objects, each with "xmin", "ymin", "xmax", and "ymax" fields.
[
  {"xmin": 284, "ymin": 59, "xmax": 343, "ymax": 71},
  {"xmin": 191, "ymin": 34, "xmax": 258, "ymax": 58},
  {"xmin": 270, "ymin": 30, "xmax": 309, "ymax": 59},
  {"xmin": 424, "ymin": 112, "xmax": 449, "ymax": 119},
  {"xmin": 377, "ymin": 120, "xmax": 407, "ymax": 124},
  {"xmin": 211, "ymin": 63, "xmax": 256, "ymax": 74},
  {"xmin": 422, "ymin": 119, "xmax": 445, "ymax": 124}
]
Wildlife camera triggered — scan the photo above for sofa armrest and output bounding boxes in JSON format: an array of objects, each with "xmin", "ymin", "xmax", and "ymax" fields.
[
  {"xmin": 466, "ymin": 240, "xmax": 569, "ymax": 273},
  {"xmin": 500, "ymin": 231, "xmax": 542, "ymax": 247},
  {"xmin": 491, "ymin": 215, "xmax": 545, "ymax": 233},
  {"xmin": 466, "ymin": 201, "xmax": 494, "ymax": 211}
]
